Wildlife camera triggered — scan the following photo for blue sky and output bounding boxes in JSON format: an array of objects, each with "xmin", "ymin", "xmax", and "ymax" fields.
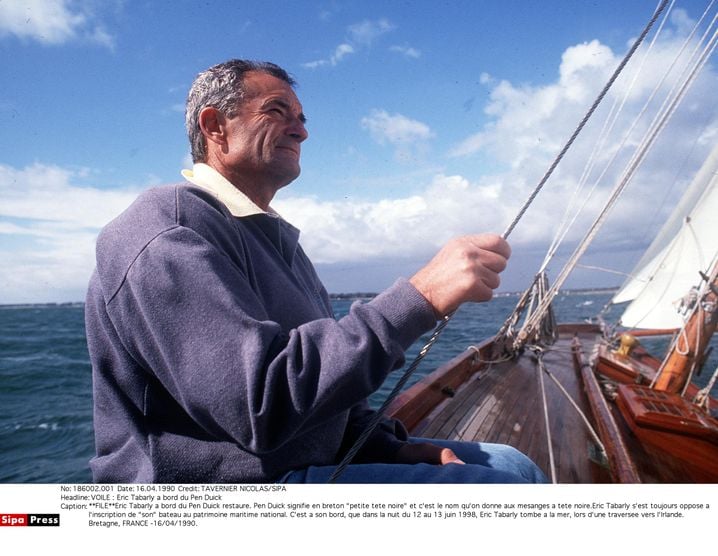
[{"xmin": 1, "ymin": 0, "xmax": 717, "ymax": 303}]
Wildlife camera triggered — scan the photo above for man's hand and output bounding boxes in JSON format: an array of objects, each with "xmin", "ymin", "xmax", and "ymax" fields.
[
  {"xmin": 410, "ymin": 234, "xmax": 511, "ymax": 317},
  {"xmin": 395, "ymin": 442, "xmax": 465, "ymax": 465}
]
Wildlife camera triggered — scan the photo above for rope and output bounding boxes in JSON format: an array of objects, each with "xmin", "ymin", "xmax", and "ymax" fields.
[
  {"xmin": 467, "ymin": 344, "xmax": 514, "ymax": 365},
  {"xmin": 649, "ymin": 262, "xmax": 717, "ymax": 388},
  {"xmin": 503, "ymin": 2, "xmax": 717, "ymax": 348},
  {"xmin": 542, "ymin": 360, "xmax": 607, "ymax": 453},
  {"xmin": 501, "ymin": 0, "xmax": 670, "ymax": 239},
  {"xmin": 510, "ymin": 272, "xmax": 558, "ymax": 348},
  {"xmin": 695, "ymin": 364, "xmax": 718, "ymax": 410},
  {"xmin": 680, "ymin": 305, "xmax": 702, "ymax": 395},
  {"xmin": 540, "ymin": 0, "xmax": 676, "ymax": 274},
  {"xmin": 532, "ymin": 348, "xmax": 558, "ymax": 483},
  {"xmin": 514, "ymin": 24, "xmax": 718, "ymax": 352},
  {"xmin": 328, "ymin": 312, "xmax": 454, "ymax": 482},
  {"xmin": 494, "ymin": 274, "xmax": 539, "ymax": 349},
  {"xmin": 327, "ymin": 0, "xmax": 670, "ymax": 483},
  {"xmin": 531, "ymin": 345, "xmax": 610, "ymax": 481}
]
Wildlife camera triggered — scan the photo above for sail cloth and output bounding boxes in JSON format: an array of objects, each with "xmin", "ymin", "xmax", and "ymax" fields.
[{"xmin": 613, "ymin": 142, "xmax": 718, "ymax": 329}]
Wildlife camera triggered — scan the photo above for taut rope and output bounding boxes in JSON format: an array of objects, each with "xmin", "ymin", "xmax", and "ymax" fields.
[
  {"xmin": 327, "ymin": 0, "xmax": 670, "ymax": 483},
  {"xmin": 511, "ymin": 18, "xmax": 718, "ymax": 353}
]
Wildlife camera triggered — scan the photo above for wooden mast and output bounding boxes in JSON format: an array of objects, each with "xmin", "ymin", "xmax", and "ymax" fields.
[{"xmin": 653, "ymin": 262, "xmax": 718, "ymax": 393}]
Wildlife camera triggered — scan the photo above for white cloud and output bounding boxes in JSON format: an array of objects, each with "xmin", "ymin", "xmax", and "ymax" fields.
[
  {"xmin": 88, "ymin": 24, "xmax": 114, "ymax": 50},
  {"xmin": 5, "ymin": 14, "xmax": 717, "ymax": 301},
  {"xmin": 0, "ymin": 0, "xmax": 115, "ymax": 48},
  {"xmin": 451, "ymin": 28, "xmax": 718, "ymax": 178},
  {"xmin": 304, "ymin": 43, "xmax": 355, "ymax": 68},
  {"xmin": 361, "ymin": 109, "xmax": 434, "ymax": 163},
  {"xmin": 302, "ymin": 18, "xmax": 394, "ymax": 69},
  {"xmin": 347, "ymin": 18, "xmax": 394, "ymax": 46},
  {"xmin": 0, "ymin": 163, "xmax": 138, "ymax": 227},
  {"xmin": 290, "ymin": 19, "xmax": 718, "ymax": 289},
  {"xmin": 275, "ymin": 173, "xmax": 512, "ymax": 265},
  {"xmin": 331, "ymin": 43, "xmax": 354, "ymax": 63},
  {"xmin": 444, "ymin": 22, "xmax": 718, "ymax": 280},
  {"xmin": 668, "ymin": 8, "xmax": 697, "ymax": 36},
  {"xmin": 302, "ymin": 60, "xmax": 325, "ymax": 70},
  {"xmin": 361, "ymin": 109, "xmax": 434, "ymax": 145},
  {"xmin": 390, "ymin": 44, "xmax": 421, "ymax": 59},
  {"xmin": 0, "ymin": 163, "xmax": 141, "ymax": 303}
]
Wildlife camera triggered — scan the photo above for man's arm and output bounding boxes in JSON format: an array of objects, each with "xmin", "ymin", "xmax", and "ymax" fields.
[
  {"xmin": 101, "ymin": 224, "xmax": 437, "ymax": 454},
  {"xmin": 340, "ymin": 233, "xmax": 512, "ymax": 465},
  {"xmin": 389, "ymin": 233, "xmax": 511, "ymax": 465}
]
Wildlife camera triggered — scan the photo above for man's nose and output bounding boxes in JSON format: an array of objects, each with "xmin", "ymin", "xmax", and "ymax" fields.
[{"xmin": 287, "ymin": 116, "xmax": 308, "ymax": 142}]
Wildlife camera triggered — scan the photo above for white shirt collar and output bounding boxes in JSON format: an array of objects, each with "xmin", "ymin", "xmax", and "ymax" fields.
[{"xmin": 181, "ymin": 163, "xmax": 277, "ymax": 218}]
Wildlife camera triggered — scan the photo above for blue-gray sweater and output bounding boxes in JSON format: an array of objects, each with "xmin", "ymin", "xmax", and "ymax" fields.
[{"xmin": 85, "ymin": 184, "xmax": 437, "ymax": 482}]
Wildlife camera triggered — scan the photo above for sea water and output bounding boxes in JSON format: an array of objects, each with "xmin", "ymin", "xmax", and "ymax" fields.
[{"xmin": 1, "ymin": 293, "xmax": 716, "ymax": 483}]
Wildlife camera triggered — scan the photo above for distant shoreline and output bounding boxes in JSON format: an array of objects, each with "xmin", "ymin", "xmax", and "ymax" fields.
[
  {"xmin": 0, "ymin": 287, "xmax": 620, "ymax": 308},
  {"xmin": 330, "ymin": 286, "xmax": 619, "ymax": 301}
]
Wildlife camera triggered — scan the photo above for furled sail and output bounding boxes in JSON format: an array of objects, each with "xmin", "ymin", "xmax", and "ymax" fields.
[{"xmin": 613, "ymin": 142, "xmax": 718, "ymax": 328}]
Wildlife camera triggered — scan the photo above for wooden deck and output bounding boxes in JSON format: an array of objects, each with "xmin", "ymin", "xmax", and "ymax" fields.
[
  {"xmin": 390, "ymin": 329, "xmax": 612, "ymax": 483},
  {"xmin": 388, "ymin": 323, "xmax": 718, "ymax": 482}
]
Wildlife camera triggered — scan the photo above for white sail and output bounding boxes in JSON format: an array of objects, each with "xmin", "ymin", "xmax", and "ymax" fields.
[{"xmin": 614, "ymin": 142, "xmax": 718, "ymax": 329}]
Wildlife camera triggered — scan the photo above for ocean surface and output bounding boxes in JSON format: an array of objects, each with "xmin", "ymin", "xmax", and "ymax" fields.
[{"xmin": 1, "ymin": 292, "xmax": 716, "ymax": 483}]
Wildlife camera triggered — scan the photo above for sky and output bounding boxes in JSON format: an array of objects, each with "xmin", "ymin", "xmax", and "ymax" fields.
[{"xmin": 0, "ymin": 0, "xmax": 717, "ymax": 304}]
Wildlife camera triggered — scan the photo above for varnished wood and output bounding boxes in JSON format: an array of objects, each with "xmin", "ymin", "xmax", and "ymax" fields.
[
  {"xmin": 572, "ymin": 337, "xmax": 641, "ymax": 482},
  {"xmin": 596, "ymin": 343, "xmax": 658, "ymax": 384},
  {"xmin": 655, "ymin": 266, "xmax": 718, "ymax": 392},
  {"xmin": 389, "ymin": 328, "xmax": 611, "ymax": 483},
  {"xmin": 625, "ymin": 328, "xmax": 679, "ymax": 337},
  {"xmin": 616, "ymin": 384, "xmax": 718, "ymax": 481},
  {"xmin": 387, "ymin": 323, "xmax": 718, "ymax": 483},
  {"xmin": 386, "ymin": 337, "xmax": 493, "ymax": 432}
]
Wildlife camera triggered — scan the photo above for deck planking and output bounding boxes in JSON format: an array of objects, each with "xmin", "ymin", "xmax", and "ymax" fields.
[{"xmin": 415, "ymin": 331, "xmax": 610, "ymax": 483}]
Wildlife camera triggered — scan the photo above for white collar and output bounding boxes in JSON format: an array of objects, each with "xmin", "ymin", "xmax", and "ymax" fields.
[{"xmin": 181, "ymin": 163, "xmax": 277, "ymax": 218}]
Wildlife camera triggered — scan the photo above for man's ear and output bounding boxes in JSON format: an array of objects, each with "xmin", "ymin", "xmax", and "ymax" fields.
[{"xmin": 198, "ymin": 107, "xmax": 227, "ymax": 149}]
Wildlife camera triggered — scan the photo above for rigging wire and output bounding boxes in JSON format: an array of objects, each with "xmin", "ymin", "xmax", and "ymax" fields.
[
  {"xmin": 327, "ymin": 0, "xmax": 671, "ymax": 483},
  {"xmin": 513, "ymin": 22, "xmax": 718, "ymax": 351},
  {"xmin": 504, "ymin": 2, "xmax": 717, "ymax": 348},
  {"xmin": 575, "ymin": 264, "xmax": 643, "ymax": 279},
  {"xmin": 540, "ymin": 0, "xmax": 677, "ymax": 275},
  {"xmin": 501, "ymin": 0, "xmax": 671, "ymax": 240}
]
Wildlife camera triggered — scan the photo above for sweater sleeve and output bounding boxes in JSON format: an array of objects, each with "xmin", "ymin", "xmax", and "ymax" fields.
[{"xmin": 101, "ymin": 224, "xmax": 436, "ymax": 455}]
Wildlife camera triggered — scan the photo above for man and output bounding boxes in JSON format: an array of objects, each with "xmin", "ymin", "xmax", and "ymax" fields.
[{"xmin": 85, "ymin": 59, "xmax": 546, "ymax": 483}]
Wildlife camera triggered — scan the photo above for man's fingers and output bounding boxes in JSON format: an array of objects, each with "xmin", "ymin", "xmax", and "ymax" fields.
[
  {"xmin": 409, "ymin": 233, "xmax": 512, "ymax": 316},
  {"xmin": 474, "ymin": 249, "xmax": 509, "ymax": 274},
  {"xmin": 440, "ymin": 448, "xmax": 465, "ymax": 465},
  {"xmin": 468, "ymin": 234, "xmax": 511, "ymax": 260}
]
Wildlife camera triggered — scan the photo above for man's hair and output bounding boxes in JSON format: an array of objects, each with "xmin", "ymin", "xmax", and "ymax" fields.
[{"xmin": 185, "ymin": 59, "xmax": 295, "ymax": 163}]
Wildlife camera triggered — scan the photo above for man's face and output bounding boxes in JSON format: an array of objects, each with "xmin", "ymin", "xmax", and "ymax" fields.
[{"xmin": 221, "ymin": 71, "xmax": 308, "ymax": 193}]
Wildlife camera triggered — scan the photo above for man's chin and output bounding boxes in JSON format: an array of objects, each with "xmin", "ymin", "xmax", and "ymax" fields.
[{"xmin": 272, "ymin": 165, "xmax": 301, "ymax": 188}]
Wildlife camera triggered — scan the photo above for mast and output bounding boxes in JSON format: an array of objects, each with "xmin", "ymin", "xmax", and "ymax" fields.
[{"xmin": 653, "ymin": 261, "xmax": 718, "ymax": 393}]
